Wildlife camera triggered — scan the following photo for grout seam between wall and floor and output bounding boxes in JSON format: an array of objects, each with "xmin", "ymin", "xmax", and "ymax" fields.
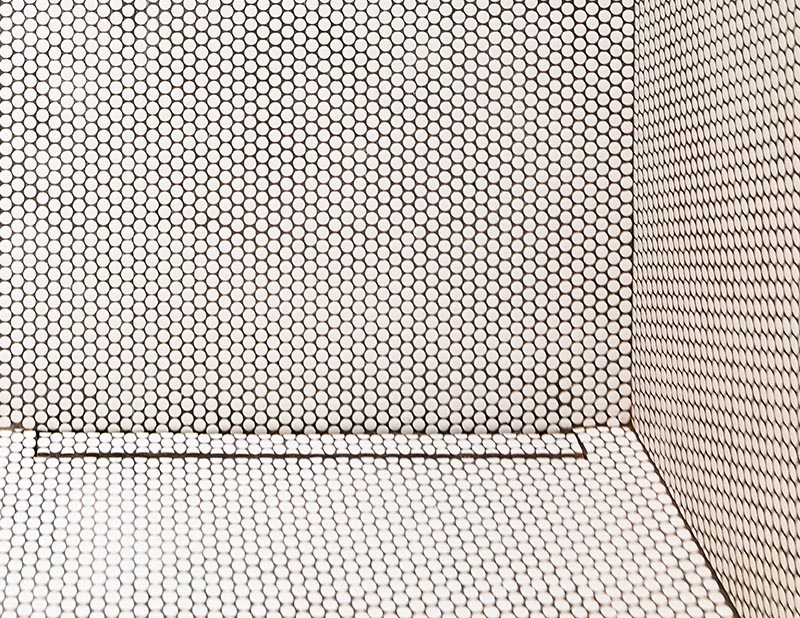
[{"xmin": 630, "ymin": 421, "xmax": 744, "ymax": 618}]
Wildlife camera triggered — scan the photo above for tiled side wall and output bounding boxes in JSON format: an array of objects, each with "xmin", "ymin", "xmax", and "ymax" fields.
[
  {"xmin": 634, "ymin": 0, "xmax": 800, "ymax": 615},
  {"xmin": 0, "ymin": 0, "xmax": 633, "ymax": 433}
]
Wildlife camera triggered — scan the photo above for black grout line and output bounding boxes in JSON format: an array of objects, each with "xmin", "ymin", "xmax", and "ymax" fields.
[{"xmin": 630, "ymin": 424, "xmax": 744, "ymax": 618}]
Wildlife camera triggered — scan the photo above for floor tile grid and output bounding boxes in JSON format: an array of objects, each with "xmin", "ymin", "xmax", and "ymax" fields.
[{"xmin": 0, "ymin": 428, "xmax": 735, "ymax": 617}]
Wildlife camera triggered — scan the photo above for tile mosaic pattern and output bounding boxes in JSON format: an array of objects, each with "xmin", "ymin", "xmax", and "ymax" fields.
[
  {"xmin": 0, "ymin": 427, "xmax": 733, "ymax": 617},
  {"xmin": 36, "ymin": 430, "xmax": 583, "ymax": 458},
  {"xmin": 633, "ymin": 0, "xmax": 800, "ymax": 616},
  {"xmin": 0, "ymin": 0, "xmax": 634, "ymax": 434}
]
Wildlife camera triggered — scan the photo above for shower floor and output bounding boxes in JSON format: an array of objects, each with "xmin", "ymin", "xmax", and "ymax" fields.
[{"xmin": 0, "ymin": 427, "xmax": 734, "ymax": 618}]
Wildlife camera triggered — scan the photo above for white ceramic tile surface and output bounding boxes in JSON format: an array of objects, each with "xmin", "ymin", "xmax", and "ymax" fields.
[
  {"xmin": 634, "ymin": 0, "xmax": 800, "ymax": 615},
  {"xmin": 0, "ymin": 427, "xmax": 733, "ymax": 617},
  {"xmin": 0, "ymin": 0, "xmax": 634, "ymax": 434}
]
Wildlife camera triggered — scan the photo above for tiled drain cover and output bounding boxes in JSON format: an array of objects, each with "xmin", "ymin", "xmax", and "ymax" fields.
[{"xmin": 35, "ymin": 431, "xmax": 584, "ymax": 459}]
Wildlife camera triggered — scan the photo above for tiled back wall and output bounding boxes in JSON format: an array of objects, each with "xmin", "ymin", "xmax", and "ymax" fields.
[
  {"xmin": 634, "ymin": 0, "xmax": 800, "ymax": 615},
  {"xmin": 0, "ymin": 0, "xmax": 634, "ymax": 433}
]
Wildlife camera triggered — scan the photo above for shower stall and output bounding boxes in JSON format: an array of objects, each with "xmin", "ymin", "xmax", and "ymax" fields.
[{"xmin": 0, "ymin": 0, "xmax": 796, "ymax": 616}]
